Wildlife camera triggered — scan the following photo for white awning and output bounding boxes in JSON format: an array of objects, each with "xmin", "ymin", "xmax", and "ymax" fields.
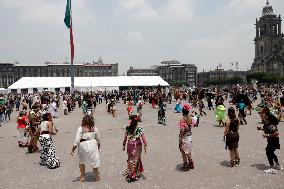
[{"xmin": 8, "ymin": 76, "xmax": 169, "ymax": 92}]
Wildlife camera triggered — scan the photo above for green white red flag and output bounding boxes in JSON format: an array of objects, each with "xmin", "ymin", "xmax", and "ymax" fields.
[{"xmin": 64, "ymin": 0, "xmax": 74, "ymax": 61}]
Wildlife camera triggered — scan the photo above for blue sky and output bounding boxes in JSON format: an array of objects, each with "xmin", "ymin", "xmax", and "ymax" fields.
[{"xmin": 0, "ymin": 0, "xmax": 284, "ymax": 74}]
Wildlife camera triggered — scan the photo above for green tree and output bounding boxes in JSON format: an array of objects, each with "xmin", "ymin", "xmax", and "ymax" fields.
[{"xmin": 172, "ymin": 80, "xmax": 188, "ymax": 87}]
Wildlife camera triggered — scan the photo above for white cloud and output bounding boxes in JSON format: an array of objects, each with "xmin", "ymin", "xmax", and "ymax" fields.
[
  {"xmin": 121, "ymin": 0, "xmax": 158, "ymax": 20},
  {"xmin": 224, "ymin": 0, "xmax": 262, "ymax": 13},
  {"xmin": 184, "ymin": 21, "xmax": 255, "ymax": 71},
  {"xmin": 159, "ymin": 0, "xmax": 195, "ymax": 22},
  {"xmin": 0, "ymin": 0, "xmax": 95, "ymax": 26},
  {"xmin": 120, "ymin": 0, "xmax": 195, "ymax": 22},
  {"xmin": 126, "ymin": 31, "xmax": 147, "ymax": 45}
]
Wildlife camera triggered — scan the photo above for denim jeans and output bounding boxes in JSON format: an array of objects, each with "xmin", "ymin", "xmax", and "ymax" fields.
[{"xmin": 0, "ymin": 113, "xmax": 4, "ymax": 124}]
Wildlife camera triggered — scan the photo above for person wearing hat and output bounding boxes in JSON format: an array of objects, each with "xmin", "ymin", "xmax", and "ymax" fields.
[{"xmin": 178, "ymin": 104, "xmax": 194, "ymax": 171}]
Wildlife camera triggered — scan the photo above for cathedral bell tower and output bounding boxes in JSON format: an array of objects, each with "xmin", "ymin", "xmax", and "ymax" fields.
[{"xmin": 251, "ymin": 0, "xmax": 284, "ymax": 76}]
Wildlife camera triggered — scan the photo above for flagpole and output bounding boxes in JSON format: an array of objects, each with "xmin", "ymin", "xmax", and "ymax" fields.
[{"xmin": 70, "ymin": 0, "xmax": 75, "ymax": 93}]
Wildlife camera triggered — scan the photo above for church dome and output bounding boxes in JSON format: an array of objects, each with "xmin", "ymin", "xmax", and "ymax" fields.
[{"xmin": 262, "ymin": 1, "xmax": 274, "ymax": 16}]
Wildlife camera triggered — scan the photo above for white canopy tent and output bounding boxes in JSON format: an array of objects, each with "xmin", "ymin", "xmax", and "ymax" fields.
[
  {"xmin": 8, "ymin": 76, "xmax": 169, "ymax": 93},
  {"xmin": 0, "ymin": 88, "xmax": 8, "ymax": 94}
]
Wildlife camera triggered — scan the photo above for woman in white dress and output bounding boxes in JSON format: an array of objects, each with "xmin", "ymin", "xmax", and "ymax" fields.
[{"xmin": 71, "ymin": 115, "xmax": 101, "ymax": 182}]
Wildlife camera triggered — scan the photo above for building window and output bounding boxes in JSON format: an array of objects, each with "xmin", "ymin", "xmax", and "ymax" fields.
[{"xmin": 260, "ymin": 46, "xmax": 264, "ymax": 54}]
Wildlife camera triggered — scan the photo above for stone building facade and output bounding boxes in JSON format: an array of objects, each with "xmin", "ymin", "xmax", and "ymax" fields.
[
  {"xmin": 0, "ymin": 58, "xmax": 118, "ymax": 88},
  {"xmin": 197, "ymin": 69, "xmax": 248, "ymax": 87},
  {"xmin": 126, "ymin": 60, "xmax": 197, "ymax": 87},
  {"xmin": 157, "ymin": 61, "xmax": 197, "ymax": 87},
  {"xmin": 127, "ymin": 66, "xmax": 159, "ymax": 76},
  {"xmin": 251, "ymin": 1, "xmax": 284, "ymax": 76},
  {"xmin": 0, "ymin": 63, "xmax": 15, "ymax": 88}
]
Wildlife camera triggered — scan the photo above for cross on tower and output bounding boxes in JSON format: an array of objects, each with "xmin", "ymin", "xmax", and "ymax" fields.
[{"xmin": 266, "ymin": 0, "xmax": 269, "ymax": 5}]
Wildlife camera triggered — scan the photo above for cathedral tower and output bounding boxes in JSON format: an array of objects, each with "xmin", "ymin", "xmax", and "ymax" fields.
[{"xmin": 251, "ymin": 0, "xmax": 284, "ymax": 76}]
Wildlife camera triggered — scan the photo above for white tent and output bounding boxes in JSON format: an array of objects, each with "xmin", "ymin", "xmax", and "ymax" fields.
[
  {"xmin": 0, "ymin": 88, "xmax": 8, "ymax": 94},
  {"xmin": 8, "ymin": 76, "xmax": 169, "ymax": 93}
]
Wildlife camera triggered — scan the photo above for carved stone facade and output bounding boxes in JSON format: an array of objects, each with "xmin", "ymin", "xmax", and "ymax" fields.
[
  {"xmin": 251, "ymin": 1, "xmax": 284, "ymax": 76},
  {"xmin": 0, "ymin": 59, "xmax": 118, "ymax": 88}
]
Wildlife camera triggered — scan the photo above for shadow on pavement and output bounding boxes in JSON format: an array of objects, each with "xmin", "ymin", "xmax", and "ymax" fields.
[
  {"xmin": 220, "ymin": 160, "xmax": 230, "ymax": 167},
  {"xmin": 251, "ymin": 164, "xmax": 268, "ymax": 170},
  {"xmin": 72, "ymin": 172, "xmax": 96, "ymax": 182},
  {"xmin": 175, "ymin": 164, "xmax": 188, "ymax": 172}
]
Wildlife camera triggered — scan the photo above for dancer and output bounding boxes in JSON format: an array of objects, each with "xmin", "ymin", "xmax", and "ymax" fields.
[
  {"xmin": 126, "ymin": 98, "xmax": 134, "ymax": 119},
  {"xmin": 123, "ymin": 116, "xmax": 147, "ymax": 182},
  {"xmin": 178, "ymin": 104, "xmax": 194, "ymax": 171},
  {"xmin": 198, "ymin": 99, "xmax": 206, "ymax": 116},
  {"xmin": 50, "ymin": 100, "xmax": 58, "ymax": 118},
  {"xmin": 175, "ymin": 98, "xmax": 182, "ymax": 113},
  {"xmin": 38, "ymin": 113, "xmax": 60, "ymax": 169},
  {"xmin": 158, "ymin": 100, "xmax": 166, "ymax": 126},
  {"xmin": 137, "ymin": 97, "xmax": 143, "ymax": 121},
  {"xmin": 17, "ymin": 111, "xmax": 28, "ymax": 147},
  {"xmin": 215, "ymin": 96, "xmax": 226, "ymax": 127},
  {"xmin": 71, "ymin": 115, "xmax": 101, "ymax": 182},
  {"xmin": 223, "ymin": 107, "xmax": 240, "ymax": 167},
  {"xmin": 257, "ymin": 110, "xmax": 283, "ymax": 174},
  {"xmin": 27, "ymin": 105, "xmax": 41, "ymax": 153}
]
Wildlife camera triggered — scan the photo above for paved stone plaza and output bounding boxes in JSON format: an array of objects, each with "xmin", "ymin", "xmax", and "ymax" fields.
[{"xmin": 0, "ymin": 100, "xmax": 283, "ymax": 189}]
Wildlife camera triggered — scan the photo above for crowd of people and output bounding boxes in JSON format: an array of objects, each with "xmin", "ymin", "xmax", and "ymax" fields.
[{"xmin": 0, "ymin": 83, "xmax": 283, "ymax": 183}]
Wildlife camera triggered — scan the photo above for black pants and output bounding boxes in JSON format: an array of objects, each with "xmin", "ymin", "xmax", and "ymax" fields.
[{"xmin": 266, "ymin": 145, "xmax": 278, "ymax": 166}]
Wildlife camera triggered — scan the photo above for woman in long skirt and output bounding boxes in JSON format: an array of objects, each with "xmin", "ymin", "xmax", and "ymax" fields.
[
  {"xmin": 178, "ymin": 104, "xmax": 194, "ymax": 171},
  {"xmin": 123, "ymin": 116, "xmax": 147, "ymax": 182},
  {"xmin": 38, "ymin": 113, "xmax": 60, "ymax": 169},
  {"xmin": 71, "ymin": 115, "xmax": 101, "ymax": 182},
  {"xmin": 158, "ymin": 101, "xmax": 166, "ymax": 125},
  {"xmin": 215, "ymin": 104, "xmax": 226, "ymax": 126},
  {"xmin": 175, "ymin": 98, "xmax": 182, "ymax": 113}
]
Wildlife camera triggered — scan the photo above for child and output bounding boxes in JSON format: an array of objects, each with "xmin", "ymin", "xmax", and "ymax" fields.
[{"xmin": 191, "ymin": 111, "xmax": 200, "ymax": 127}]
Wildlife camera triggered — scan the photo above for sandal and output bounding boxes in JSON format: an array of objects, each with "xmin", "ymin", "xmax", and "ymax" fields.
[
  {"xmin": 79, "ymin": 177, "xmax": 86, "ymax": 182},
  {"xmin": 188, "ymin": 161, "xmax": 194, "ymax": 169},
  {"xmin": 180, "ymin": 163, "xmax": 187, "ymax": 171},
  {"xmin": 228, "ymin": 160, "xmax": 236, "ymax": 167},
  {"xmin": 235, "ymin": 158, "xmax": 240, "ymax": 165}
]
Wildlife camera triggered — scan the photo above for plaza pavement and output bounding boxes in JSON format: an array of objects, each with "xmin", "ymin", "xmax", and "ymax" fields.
[{"xmin": 0, "ymin": 99, "xmax": 283, "ymax": 189}]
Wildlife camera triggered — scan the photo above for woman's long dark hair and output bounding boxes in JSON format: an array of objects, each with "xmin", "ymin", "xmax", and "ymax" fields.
[
  {"xmin": 126, "ymin": 119, "xmax": 138, "ymax": 135},
  {"xmin": 264, "ymin": 112, "xmax": 279, "ymax": 126},
  {"xmin": 182, "ymin": 108, "xmax": 189, "ymax": 116},
  {"xmin": 228, "ymin": 107, "xmax": 239, "ymax": 125},
  {"xmin": 42, "ymin": 113, "xmax": 50, "ymax": 121}
]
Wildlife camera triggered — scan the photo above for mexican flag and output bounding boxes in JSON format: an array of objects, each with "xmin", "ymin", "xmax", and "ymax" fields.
[{"xmin": 64, "ymin": 0, "xmax": 74, "ymax": 61}]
